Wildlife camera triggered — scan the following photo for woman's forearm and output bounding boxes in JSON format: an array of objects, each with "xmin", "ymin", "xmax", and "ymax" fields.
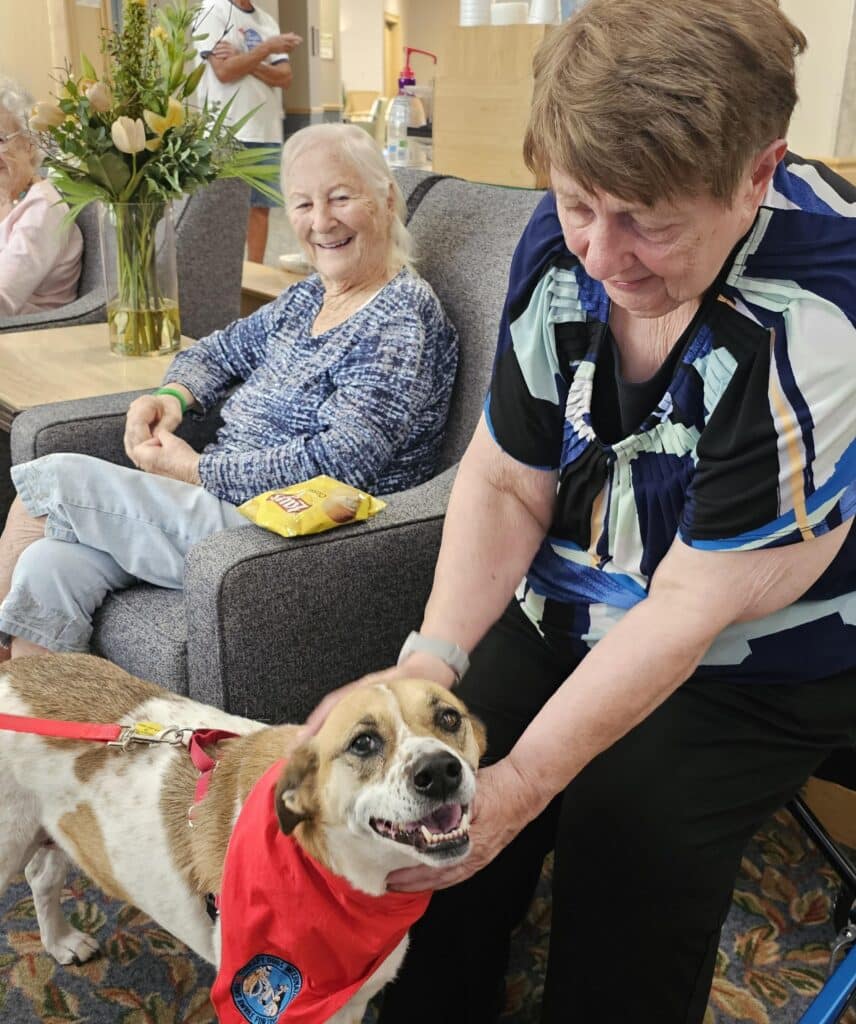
[
  {"xmin": 418, "ymin": 421, "xmax": 556, "ymax": 653},
  {"xmin": 506, "ymin": 516, "xmax": 855, "ymax": 819},
  {"xmin": 508, "ymin": 590, "xmax": 715, "ymax": 817}
]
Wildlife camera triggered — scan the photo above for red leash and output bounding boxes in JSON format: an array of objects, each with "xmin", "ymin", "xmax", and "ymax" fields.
[
  {"xmin": 0, "ymin": 713, "xmax": 128, "ymax": 744},
  {"xmin": 0, "ymin": 710, "xmax": 241, "ymax": 919},
  {"xmin": 0, "ymin": 712, "xmax": 239, "ymax": 803}
]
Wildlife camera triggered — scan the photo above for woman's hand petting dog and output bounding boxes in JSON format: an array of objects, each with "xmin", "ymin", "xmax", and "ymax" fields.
[
  {"xmin": 300, "ymin": 653, "xmax": 457, "ymax": 740},
  {"xmin": 385, "ymin": 757, "xmax": 537, "ymax": 893}
]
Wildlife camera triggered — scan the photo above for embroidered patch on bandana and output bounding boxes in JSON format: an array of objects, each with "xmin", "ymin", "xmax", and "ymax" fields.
[{"xmin": 231, "ymin": 954, "xmax": 303, "ymax": 1022}]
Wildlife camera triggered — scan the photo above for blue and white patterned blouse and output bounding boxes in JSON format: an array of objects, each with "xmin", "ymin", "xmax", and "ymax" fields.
[
  {"xmin": 487, "ymin": 155, "xmax": 856, "ymax": 684},
  {"xmin": 164, "ymin": 268, "xmax": 458, "ymax": 504}
]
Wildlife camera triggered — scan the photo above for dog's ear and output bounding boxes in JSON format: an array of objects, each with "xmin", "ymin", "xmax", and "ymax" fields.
[{"xmin": 274, "ymin": 744, "xmax": 320, "ymax": 835}]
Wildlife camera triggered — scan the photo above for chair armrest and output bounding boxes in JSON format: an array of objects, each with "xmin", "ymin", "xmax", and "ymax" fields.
[
  {"xmin": 10, "ymin": 392, "xmax": 224, "ymax": 466},
  {"xmin": 0, "ymin": 292, "xmax": 106, "ymax": 334},
  {"xmin": 11, "ymin": 392, "xmax": 144, "ymax": 466},
  {"xmin": 183, "ymin": 466, "xmax": 457, "ymax": 721}
]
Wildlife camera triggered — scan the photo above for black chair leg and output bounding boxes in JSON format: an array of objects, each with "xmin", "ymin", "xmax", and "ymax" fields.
[{"xmin": 788, "ymin": 796, "xmax": 856, "ymax": 892}]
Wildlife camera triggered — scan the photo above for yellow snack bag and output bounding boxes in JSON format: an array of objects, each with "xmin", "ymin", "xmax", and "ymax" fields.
[{"xmin": 238, "ymin": 475, "xmax": 387, "ymax": 538}]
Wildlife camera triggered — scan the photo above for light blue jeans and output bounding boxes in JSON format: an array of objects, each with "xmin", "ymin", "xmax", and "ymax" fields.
[{"xmin": 0, "ymin": 453, "xmax": 250, "ymax": 652}]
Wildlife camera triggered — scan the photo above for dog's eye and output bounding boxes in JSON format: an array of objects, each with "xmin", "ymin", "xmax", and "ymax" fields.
[
  {"xmin": 435, "ymin": 707, "xmax": 462, "ymax": 732},
  {"xmin": 348, "ymin": 732, "xmax": 382, "ymax": 757}
]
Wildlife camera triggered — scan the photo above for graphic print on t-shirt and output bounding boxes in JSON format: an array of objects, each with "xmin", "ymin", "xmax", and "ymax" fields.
[{"xmin": 241, "ymin": 27, "xmax": 263, "ymax": 51}]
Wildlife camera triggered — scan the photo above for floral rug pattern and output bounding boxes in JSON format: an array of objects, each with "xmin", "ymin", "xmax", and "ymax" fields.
[{"xmin": 0, "ymin": 809, "xmax": 853, "ymax": 1024}]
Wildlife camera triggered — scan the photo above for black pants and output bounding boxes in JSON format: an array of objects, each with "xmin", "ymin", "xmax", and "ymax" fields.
[{"xmin": 379, "ymin": 602, "xmax": 856, "ymax": 1024}]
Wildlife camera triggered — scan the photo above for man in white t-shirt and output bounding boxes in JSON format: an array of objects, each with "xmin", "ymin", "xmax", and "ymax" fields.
[{"xmin": 196, "ymin": 0, "xmax": 302, "ymax": 262}]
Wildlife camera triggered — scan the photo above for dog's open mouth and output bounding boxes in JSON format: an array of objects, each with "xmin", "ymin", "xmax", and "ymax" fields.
[{"xmin": 370, "ymin": 803, "xmax": 470, "ymax": 854}]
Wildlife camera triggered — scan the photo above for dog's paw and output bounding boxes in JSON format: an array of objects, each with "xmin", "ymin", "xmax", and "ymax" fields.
[{"xmin": 46, "ymin": 927, "xmax": 100, "ymax": 965}]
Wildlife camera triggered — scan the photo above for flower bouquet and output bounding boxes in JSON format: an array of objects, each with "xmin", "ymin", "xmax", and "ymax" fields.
[{"xmin": 29, "ymin": 0, "xmax": 280, "ymax": 355}]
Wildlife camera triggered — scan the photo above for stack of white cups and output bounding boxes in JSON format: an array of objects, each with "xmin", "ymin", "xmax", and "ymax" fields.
[
  {"xmin": 490, "ymin": 1, "xmax": 529, "ymax": 25},
  {"xmin": 460, "ymin": 0, "xmax": 491, "ymax": 25},
  {"xmin": 528, "ymin": 0, "xmax": 561, "ymax": 23}
]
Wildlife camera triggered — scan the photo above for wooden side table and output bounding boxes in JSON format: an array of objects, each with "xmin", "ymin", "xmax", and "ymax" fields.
[
  {"xmin": 241, "ymin": 261, "xmax": 308, "ymax": 317},
  {"xmin": 0, "ymin": 323, "xmax": 194, "ymax": 526},
  {"xmin": 0, "ymin": 323, "xmax": 194, "ymax": 432}
]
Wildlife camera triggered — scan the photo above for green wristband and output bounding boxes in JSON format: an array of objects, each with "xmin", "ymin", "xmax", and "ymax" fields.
[{"xmin": 154, "ymin": 387, "xmax": 188, "ymax": 415}]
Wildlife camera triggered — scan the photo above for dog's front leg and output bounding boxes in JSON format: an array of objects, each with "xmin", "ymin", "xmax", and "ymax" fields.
[{"xmin": 25, "ymin": 845, "xmax": 100, "ymax": 964}]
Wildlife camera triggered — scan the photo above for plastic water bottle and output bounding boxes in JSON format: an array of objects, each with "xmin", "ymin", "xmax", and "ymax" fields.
[{"xmin": 385, "ymin": 95, "xmax": 410, "ymax": 168}]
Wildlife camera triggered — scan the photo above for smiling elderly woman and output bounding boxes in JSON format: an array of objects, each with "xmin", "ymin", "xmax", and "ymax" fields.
[
  {"xmin": 303, "ymin": 2, "xmax": 856, "ymax": 1022},
  {"xmin": 0, "ymin": 77, "xmax": 82, "ymax": 317},
  {"xmin": 0, "ymin": 122, "xmax": 458, "ymax": 659}
]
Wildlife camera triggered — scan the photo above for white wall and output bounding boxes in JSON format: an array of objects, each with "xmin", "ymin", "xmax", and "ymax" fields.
[
  {"xmin": 340, "ymin": 0, "xmax": 384, "ymax": 92},
  {"xmin": 836, "ymin": 15, "xmax": 856, "ymax": 155},
  {"xmin": 781, "ymin": 0, "xmax": 855, "ymax": 156}
]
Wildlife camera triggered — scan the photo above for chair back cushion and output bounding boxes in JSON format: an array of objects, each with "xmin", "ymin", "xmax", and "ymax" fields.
[
  {"xmin": 403, "ymin": 176, "xmax": 545, "ymax": 470},
  {"xmin": 174, "ymin": 178, "xmax": 251, "ymax": 339},
  {"xmin": 75, "ymin": 204, "xmax": 105, "ymax": 298}
]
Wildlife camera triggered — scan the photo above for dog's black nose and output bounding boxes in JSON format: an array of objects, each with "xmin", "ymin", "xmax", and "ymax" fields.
[{"xmin": 412, "ymin": 752, "xmax": 463, "ymax": 800}]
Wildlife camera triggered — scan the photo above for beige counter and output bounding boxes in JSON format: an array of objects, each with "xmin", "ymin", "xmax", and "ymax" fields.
[
  {"xmin": 433, "ymin": 25, "xmax": 551, "ymax": 189},
  {"xmin": 241, "ymin": 261, "xmax": 309, "ymax": 317}
]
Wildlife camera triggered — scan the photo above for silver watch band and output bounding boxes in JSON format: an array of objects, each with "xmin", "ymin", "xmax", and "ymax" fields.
[{"xmin": 397, "ymin": 630, "xmax": 470, "ymax": 684}]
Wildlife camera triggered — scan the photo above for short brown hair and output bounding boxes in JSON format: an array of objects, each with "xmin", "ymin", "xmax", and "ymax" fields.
[{"xmin": 523, "ymin": 0, "xmax": 806, "ymax": 205}]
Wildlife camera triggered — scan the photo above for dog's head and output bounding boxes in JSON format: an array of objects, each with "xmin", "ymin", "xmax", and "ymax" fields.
[{"xmin": 274, "ymin": 679, "xmax": 486, "ymax": 869}]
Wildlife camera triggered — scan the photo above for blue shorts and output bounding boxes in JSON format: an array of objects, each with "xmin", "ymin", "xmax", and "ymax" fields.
[{"xmin": 242, "ymin": 141, "xmax": 283, "ymax": 208}]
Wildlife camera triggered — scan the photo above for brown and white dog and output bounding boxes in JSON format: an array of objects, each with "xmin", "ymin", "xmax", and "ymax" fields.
[{"xmin": 0, "ymin": 654, "xmax": 486, "ymax": 1023}]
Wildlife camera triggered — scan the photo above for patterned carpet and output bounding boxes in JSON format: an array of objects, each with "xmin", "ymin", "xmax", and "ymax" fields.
[{"xmin": 0, "ymin": 808, "xmax": 853, "ymax": 1024}]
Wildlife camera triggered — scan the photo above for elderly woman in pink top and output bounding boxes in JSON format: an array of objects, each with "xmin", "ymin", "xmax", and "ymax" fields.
[{"xmin": 0, "ymin": 77, "xmax": 82, "ymax": 318}]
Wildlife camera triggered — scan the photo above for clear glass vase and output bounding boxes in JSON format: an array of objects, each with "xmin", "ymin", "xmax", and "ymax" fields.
[{"xmin": 98, "ymin": 200, "xmax": 181, "ymax": 357}]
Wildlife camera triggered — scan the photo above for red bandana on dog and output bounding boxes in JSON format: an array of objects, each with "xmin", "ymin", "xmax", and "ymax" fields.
[{"xmin": 211, "ymin": 761, "xmax": 431, "ymax": 1023}]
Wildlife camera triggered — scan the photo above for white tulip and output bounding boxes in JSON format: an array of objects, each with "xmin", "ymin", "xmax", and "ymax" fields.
[{"xmin": 111, "ymin": 116, "xmax": 147, "ymax": 155}]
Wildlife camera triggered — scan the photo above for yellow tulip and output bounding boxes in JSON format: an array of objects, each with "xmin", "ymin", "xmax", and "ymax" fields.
[
  {"xmin": 111, "ymin": 115, "xmax": 147, "ymax": 154},
  {"xmin": 143, "ymin": 97, "xmax": 185, "ymax": 138},
  {"xmin": 85, "ymin": 81, "xmax": 113, "ymax": 113},
  {"xmin": 29, "ymin": 101, "xmax": 65, "ymax": 131}
]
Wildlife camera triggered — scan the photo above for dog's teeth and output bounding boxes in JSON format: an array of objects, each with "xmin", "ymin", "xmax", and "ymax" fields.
[
  {"xmin": 420, "ymin": 825, "xmax": 433, "ymax": 843},
  {"xmin": 461, "ymin": 812, "xmax": 470, "ymax": 832}
]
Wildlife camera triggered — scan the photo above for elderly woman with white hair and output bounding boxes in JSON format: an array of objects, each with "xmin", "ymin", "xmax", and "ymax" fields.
[
  {"xmin": 0, "ymin": 122, "xmax": 458, "ymax": 659},
  {"xmin": 0, "ymin": 77, "xmax": 82, "ymax": 317}
]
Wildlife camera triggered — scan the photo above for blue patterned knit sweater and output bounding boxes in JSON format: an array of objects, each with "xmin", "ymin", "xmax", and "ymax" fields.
[{"xmin": 163, "ymin": 269, "xmax": 458, "ymax": 505}]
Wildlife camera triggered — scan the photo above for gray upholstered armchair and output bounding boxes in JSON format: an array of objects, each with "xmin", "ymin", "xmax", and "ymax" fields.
[
  {"xmin": 0, "ymin": 178, "xmax": 250, "ymax": 340},
  {"xmin": 9, "ymin": 172, "xmax": 545, "ymax": 724}
]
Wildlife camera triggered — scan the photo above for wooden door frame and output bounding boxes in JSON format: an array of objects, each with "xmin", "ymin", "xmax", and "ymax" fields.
[
  {"xmin": 47, "ymin": 0, "xmax": 112, "ymax": 79},
  {"xmin": 383, "ymin": 11, "xmax": 402, "ymax": 100}
]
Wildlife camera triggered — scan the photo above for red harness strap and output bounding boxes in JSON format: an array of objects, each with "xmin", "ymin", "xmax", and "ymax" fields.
[{"xmin": 188, "ymin": 729, "xmax": 238, "ymax": 803}]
